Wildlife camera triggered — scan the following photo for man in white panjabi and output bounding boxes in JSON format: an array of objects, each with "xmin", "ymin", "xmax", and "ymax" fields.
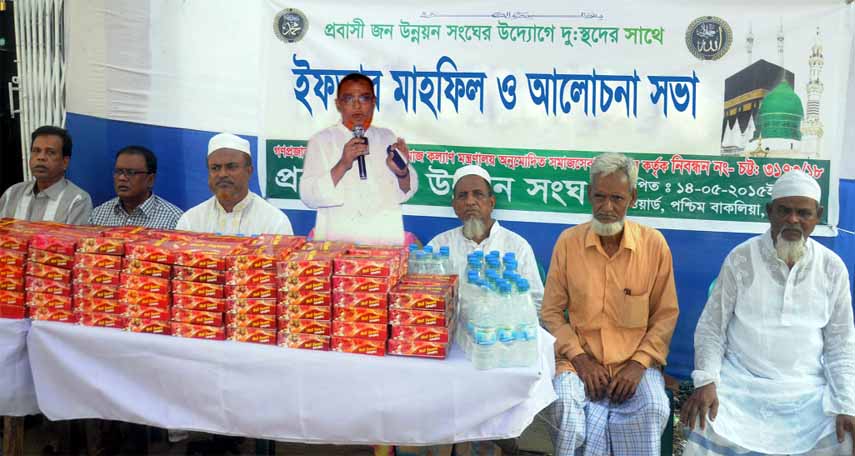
[
  {"xmin": 682, "ymin": 170, "xmax": 855, "ymax": 456},
  {"xmin": 176, "ymin": 132, "xmax": 293, "ymax": 236}
]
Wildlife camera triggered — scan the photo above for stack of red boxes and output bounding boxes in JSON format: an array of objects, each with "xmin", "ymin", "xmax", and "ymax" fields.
[
  {"xmin": 275, "ymin": 246, "xmax": 342, "ymax": 351},
  {"xmin": 74, "ymin": 235, "xmax": 128, "ymax": 328},
  {"xmin": 330, "ymin": 246, "xmax": 406, "ymax": 357},
  {"xmin": 387, "ymin": 275, "xmax": 458, "ymax": 359},
  {"xmin": 223, "ymin": 240, "xmax": 281, "ymax": 345},
  {"xmin": 0, "ymin": 223, "xmax": 30, "ymax": 319},
  {"xmin": 26, "ymin": 233, "xmax": 82, "ymax": 323},
  {"xmin": 123, "ymin": 239, "xmax": 179, "ymax": 335},
  {"xmin": 168, "ymin": 240, "xmax": 240, "ymax": 341}
]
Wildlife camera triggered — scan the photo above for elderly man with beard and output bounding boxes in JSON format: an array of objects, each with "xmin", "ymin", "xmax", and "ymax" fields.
[
  {"xmin": 427, "ymin": 165, "xmax": 544, "ymax": 313},
  {"xmin": 681, "ymin": 170, "xmax": 855, "ymax": 456},
  {"xmin": 176, "ymin": 132, "xmax": 293, "ymax": 235},
  {"xmin": 541, "ymin": 152, "xmax": 678, "ymax": 456}
]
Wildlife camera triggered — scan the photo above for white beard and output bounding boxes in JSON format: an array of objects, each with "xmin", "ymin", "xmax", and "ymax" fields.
[
  {"xmin": 775, "ymin": 231, "xmax": 806, "ymax": 265},
  {"xmin": 462, "ymin": 217, "xmax": 488, "ymax": 241},
  {"xmin": 591, "ymin": 218, "xmax": 624, "ymax": 236}
]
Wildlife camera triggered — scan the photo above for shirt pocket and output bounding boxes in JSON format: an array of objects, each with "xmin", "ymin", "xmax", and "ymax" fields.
[{"xmin": 615, "ymin": 291, "xmax": 650, "ymax": 329}]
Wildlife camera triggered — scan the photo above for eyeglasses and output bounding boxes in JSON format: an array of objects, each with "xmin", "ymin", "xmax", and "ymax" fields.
[
  {"xmin": 339, "ymin": 94, "xmax": 375, "ymax": 106},
  {"xmin": 113, "ymin": 168, "xmax": 151, "ymax": 177}
]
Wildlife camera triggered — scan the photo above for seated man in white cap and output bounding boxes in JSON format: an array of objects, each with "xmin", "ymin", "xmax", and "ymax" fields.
[
  {"xmin": 176, "ymin": 132, "xmax": 293, "ymax": 235},
  {"xmin": 682, "ymin": 170, "xmax": 855, "ymax": 455},
  {"xmin": 427, "ymin": 164, "xmax": 544, "ymax": 312},
  {"xmin": 300, "ymin": 73, "xmax": 418, "ymax": 245}
]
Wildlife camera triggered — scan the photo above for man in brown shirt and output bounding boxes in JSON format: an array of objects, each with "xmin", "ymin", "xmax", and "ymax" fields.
[{"xmin": 541, "ymin": 152, "xmax": 678, "ymax": 456}]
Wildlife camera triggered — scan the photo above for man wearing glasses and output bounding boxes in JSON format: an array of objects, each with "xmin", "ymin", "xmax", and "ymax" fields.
[
  {"xmin": 300, "ymin": 72, "xmax": 418, "ymax": 245},
  {"xmin": 0, "ymin": 125, "xmax": 92, "ymax": 224},
  {"xmin": 176, "ymin": 132, "xmax": 293, "ymax": 235},
  {"xmin": 89, "ymin": 145, "xmax": 183, "ymax": 229}
]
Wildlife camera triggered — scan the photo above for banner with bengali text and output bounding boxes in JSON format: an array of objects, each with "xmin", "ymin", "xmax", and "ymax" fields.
[{"xmin": 259, "ymin": 1, "xmax": 853, "ymax": 235}]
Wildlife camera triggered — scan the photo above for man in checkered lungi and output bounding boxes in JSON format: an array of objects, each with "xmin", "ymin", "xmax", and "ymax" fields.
[{"xmin": 541, "ymin": 153, "xmax": 679, "ymax": 455}]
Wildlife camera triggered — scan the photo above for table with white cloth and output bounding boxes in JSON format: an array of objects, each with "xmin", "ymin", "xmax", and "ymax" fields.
[
  {"xmin": 27, "ymin": 320, "xmax": 557, "ymax": 446},
  {"xmin": 0, "ymin": 318, "xmax": 39, "ymax": 416}
]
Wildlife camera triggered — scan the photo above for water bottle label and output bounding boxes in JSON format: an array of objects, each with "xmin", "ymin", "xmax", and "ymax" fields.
[
  {"xmin": 473, "ymin": 327, "xmax": 496, "ymax": 345},
  {"xmin": 497, "ymin": 326, "xmax": 515, "ymax": 343},
  {"xmin": 515, "ymin": 324, "xmax": 538, "ymax": 341}
]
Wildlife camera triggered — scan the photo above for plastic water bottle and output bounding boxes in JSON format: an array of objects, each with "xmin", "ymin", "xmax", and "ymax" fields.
[
  {"xmin": 514, "ymin": 278, "xmax": 539, "ymax": 367},
  {"xmin": 485, "ymin": 269, "xmax": 500, "ymax": 290},
  {"xmin": 471, "ymin": 284, "xmax": 498, "ymax": 370},
  {"xmin": 438, "ymin": 246, "xmax": 451, "ymax": 275},
  {"xmin": 495, "ymin": 280, "xmax": 516, "ymax": 367},
  {"xmin": 410, "ymin": 250, "xmax": 428, "ymax": 274},
  {"xmin": 465, "ymin": 254, "xmax": 482, "ymax": 280},
  {"xmin": 503, "ymin": 258, "xmax": 518, "ymax": 276}
]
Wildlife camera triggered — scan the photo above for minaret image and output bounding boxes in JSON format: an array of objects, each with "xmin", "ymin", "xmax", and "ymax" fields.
[
  {"xmin": 777, "ymin": 20, "xmax": 785, "ymax": 66},
  {"xmin": 746, "ymin": 24, "xmax": 754, "ymax": 66},
  {"xmin": 801, "ymin": 28, "xmax": 825, "ymax": 157}
]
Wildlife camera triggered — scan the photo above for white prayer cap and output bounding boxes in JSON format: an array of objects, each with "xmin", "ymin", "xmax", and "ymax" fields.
[
  {"xmin": 771, "ymin": 170, "xmax": 821, "ymax": 203},
  {"xmin": 452, "ymin": 165, "xmax": 491, "ymax": 190},
  {"xmin": 208, "ymin": 132, "xmax": 250, "ymax": 157}
]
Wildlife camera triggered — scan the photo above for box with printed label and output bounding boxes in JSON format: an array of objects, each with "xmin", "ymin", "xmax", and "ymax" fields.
[
  {"xmin": 171, "ymin": 322, "xmax": 226, "ymax": 341},
  {"xmin": 332, "ymin": 321, "xmax": 387, "ymax": 340},
  {"xmin": 30, "ymin": 307, "xmax": 78, "ymax": 323},
  {"xmin": 75, "ymin": 283, "xmax": 120, "ymax": 300},
  {"xmin": 119, "ymin": 288, "xmax": 170, "ymax": 308},
  {"xmin": 26, "ymin": 276, "xmax": 71, "ymax": 296},
  {"xmin": 74, "ymin": 253, "xmax": 122, "ymax": 270},
  {"xmin": 331, "ymin": 276, "xmax": 394, "ymax": 294},
  {"xmin": 389, "ymin": 309, "xmax": 451, "ymax": 327},
  {"xmin": 277, "ymin": 304, "xmax": 332, "ymax": 321},
  {"xmin": 123, "ymin": 258, "xmax": 171, "ymax": 278},
  {"xmin": 279, "ymin": 318, "xmax": 332, "ymax": 336},
  {"xmin": 126, "ymin": 317, "xmax": 171, "ymax": 335},
  {"xmin": 26, "ymin": 262, "xmax": 70, "ymax": 282},
  {"xmin": 277, "ymin": 332, "xmax": 329, "ymax": 350},
  {"xmin": 225, "ymin": 298, "xmax": 275, "ymax": 315},
  {"xmin": 173, "ymin": 294, "xmax": 225, "ymax": 312},
  {"xmin": 74, "ymin": 298, "xmax": 126, "ymax": 314},
  {"xmin": 120, "ymin": 274, "xmax": 170, "ymax": 294},
  {"xmin": 28, "ymin": 249, "xmax": 73, "ymax": 268},
  {"xmin": 331, "ymin": 292, "xmax": 387, "ymax": 309},
  {"xmin": 332, "ymin": 307, "xmax": 388, "ymax": 324},
  {"xmin": 387, "ymin": 339, "xmax": 449, "ymax": 359},
  {"xmin": 76, "ymin": 237, "xmax": 125, "ymax": 255},
  {"xmin": 172, "ymin": 280, "xmax": 223, "ymax": 298},
  {"xmin": 331, "ymin": 336, "xmax": 385, "ymax": 356},
  {"xmin": 226, "ymin": 326, "xmax": 276, "ymax": 345},
  {"xmin": 73, "ymin": 268, "xmax": 121, "ymax": 286},
  {"xmin": 225, "ymin": 311, "xmax": 276, "ymax": 329},
  {"xmin": 79, "ymin": 311, "xmax": 128, "ymax": 329},
  {"xmin": 172, "ymin": 265, "xmax": 224, "ymax": 284},
  {"xmin": 26, "ymin": 292, "xmax": 72, "ymax": 310},
  {"xmin": 171, "ymin": 308, "xmax": 223, "ymax": 326}
]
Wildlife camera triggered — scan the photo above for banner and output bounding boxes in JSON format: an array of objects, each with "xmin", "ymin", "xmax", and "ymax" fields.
[{"xmin": 259, "ymin": 1, "xmax": 853, "ymax": 235}]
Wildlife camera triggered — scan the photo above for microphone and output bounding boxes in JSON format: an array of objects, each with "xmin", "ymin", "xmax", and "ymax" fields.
[{"xmin": 352, "ymin": 125, "xmax": 368, "ymax": 180}]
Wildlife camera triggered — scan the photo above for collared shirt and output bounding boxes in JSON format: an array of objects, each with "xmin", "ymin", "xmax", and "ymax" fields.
[
  {"xmin": 541, "ymin": 220, "xmax": 679, "ymax": 377},
  {"xmin": 88, "ymin": 194, "xmax": 183, "ymax": 230},
  {"xmin": 300, "ymin": 123, "xmax": 418, "ymax": 246},
  {"xmin": 0, "ymin": 178, "xmax": 92, "ymax": 225},
  {"xmin": 691, "ymin": 230, "xmax": 855, "ymax": 454},
  {"xmin": 427, "ymin": 221, "xmax": 544, "ymax": 315},
  {"xmin": 175, "ymin": 191, "xmax": 293, "ymax": 236}
]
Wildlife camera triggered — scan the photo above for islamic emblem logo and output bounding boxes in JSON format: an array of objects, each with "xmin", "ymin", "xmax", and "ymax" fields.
[
  {"xmin": 274, "ymin": 8, "xmax": 308, "ymax": 43},
  {"xmin": 686, "ymin": 16, "xmax": 732, "ymax": 61}
]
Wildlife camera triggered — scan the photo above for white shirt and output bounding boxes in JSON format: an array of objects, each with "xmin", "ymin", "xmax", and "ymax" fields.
[
  {"xmin": 175, "ymin": 192, "xmax": 293, "ymax": 236},
  {"xmin": 300, "ymin": 123, "xmax": 418, "ymax": 245},
  {"xmin": 427, "ymin": 221, "xmax": 544, "ymax": 314},
  {"xmin": 692, "ymin": 230, "xmax": 855, "ymax": 454}
]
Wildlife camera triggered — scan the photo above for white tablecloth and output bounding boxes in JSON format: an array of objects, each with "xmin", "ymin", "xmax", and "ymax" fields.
[
  {"xmin": 27, "ymin": 321, "xmax": 557, "ymax": 445},
  {"xmin": 0, "ymin": 318, "xmax": 39, "ymax": 416}
]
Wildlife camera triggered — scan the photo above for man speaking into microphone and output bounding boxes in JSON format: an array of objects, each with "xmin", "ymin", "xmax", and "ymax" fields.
[{"xmin": 300, "ymin": 73, "xmax": 418, "ymax": 245}]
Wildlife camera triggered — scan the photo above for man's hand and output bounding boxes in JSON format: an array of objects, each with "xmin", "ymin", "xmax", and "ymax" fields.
[
  {"xmin": 607, "ymin": 360, "xmax": 645, "ymax": 404},
  {"xmin": 836, "ymin": 414, "xmax": 855, "ymax": 456},
  {"xmin": 337, "ymin": 137, "xmax": 368, "ymax": 171},
  {"xmin": 571, "ymin": 353, "xmax": 610, "ymax": 401},
  {"xmin": 386, "ymin": 138, "xmax": 410, "ymax": 177},
  {"xmin": 680, "ymin": 383, "xmax": 719, "ymax": 431}
]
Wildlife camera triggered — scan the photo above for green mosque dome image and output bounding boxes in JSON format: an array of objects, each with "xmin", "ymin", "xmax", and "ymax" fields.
[{"xmin": 757, "ymin": 81, "xmax": 804, "ymax": 140}]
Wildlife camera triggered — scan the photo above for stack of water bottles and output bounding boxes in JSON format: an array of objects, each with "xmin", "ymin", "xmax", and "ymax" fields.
[
  {"xmin": 456, "ymin": 250, "xmax": 539, "ymax": 369},
  {"xmin": 406, "ymin": 245, "xmax": 452, "ymax": 275}
]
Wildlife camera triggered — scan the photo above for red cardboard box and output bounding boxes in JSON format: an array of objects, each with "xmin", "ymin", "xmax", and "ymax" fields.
[
  {"xmin": 172, "ymin": 265, "xmax": 224, "ymax": 284},
  {"xmin": 331, "ymin": 336, "xmax": 385, "ymax": 356},
  {"xmin": 333, "ymin": 256, "xmax": 398, "ymax": 277},
  {"xmin": 332, "ymin": 307, "xmax": 388, "ymax": 324},
  {"xmin": 120, "ymin": 274, "xmax": 170, "ymax": 294},
  {"xmin": 227, "ymin": 326, "xmax": 276, "ymax": 345},
  {"xmin": 173, "ymin": 294, "xmax": 225, "ymax": 312},
  {"xmin": 171, "ymin": 308, "xmax": 223, "ymax": 326},
  {"xmin": 280, "ymin": 318, "xmax": 332, "ymax": 336},
  {"xmin": 76, "ymin": 237, "xmax": 125, "ymax": 255},
  {"xmin": 0, "ymin": 248, "xmax": 25, "ymax": 267},
  {"xmin": 123, "ymin": 258, "xmax": 171, "ymax": 278},
  {"xmin": 73, "ymin": 268, "xmax": 121, "ymax": 286},
  {"xmin": 277, "ymin": 332, "xmax": 329, "ymax": 350},
  {"xmin": 171, "ymin": 322, "xmax": 226, "ymax": 341},
  {"xmin": 126, "ymin": 317, "xmax": 171, "ymax": 335},
  {"xmin": 225, "ymin": 312, "xmax": 276, "ymax": 329},
  {"xmin": 387, "ymin": 339, "xmax": 449, "ymax": 359},
  {"xmin": 225, "ymin": 269, "xmax": 276, "ymax": 286},
  {"xmin": 0, "ymin": 290, "xmax": 24, "ymax": 306},
  {"xmin": 388, "ymin": 287, "xmax": 453, "ymax": 311},
  {"xmin": 26, "ymin": 292, "xmax": 72, "ymax": 310},
  {"xmin": 390, "ymin": 324, "xmax": 452, "ymax": 343},
  {"xmin": 25, "ymin": 276, "xmax": 71, "ymax": 296},
  {"xmin": 0, "ymin": 303, "xmax": 25, "ymax": 319},
  {"xmin": 125, "ymin": 304, "xmax": 171, "ymax": 320},
  {"xmin": 332, "ymin": 321, "xmax": 387, "ymax": 340},
  {"xmin": 0, "ymin": 264, "xmax": 24, "ymax": 280},
  {"xmin": 30, "ymin": 307, "xmax": 78, "ymax": 323},
  {"xmin": 389, "ymin": 309, "xmax": 451, "ymax": 327},
  {"xmin": 225, "ymin": 298, "xmax": 275, "ymax": 315},
  {"xmin": 276, "ymin": 291, "xmax": 331, "ymax": 307},
  {"xmin": 225, "ymin": 283, "xmax": 276, "ymax": 299},
  {"xmin": 30, "ymin": 233, "xmax": 78, "ymax": 255},
  {"xmin": 172, "ymin": 280, "xmax": 223, "ymax": 298},
  {"xmin": 119, "ymin": 288, "xmax": 170, "ymax": 308},
  {"xmin": 74, "ymin": 298, "xmax": 126, "ymax": 314},
  {"xmin": 125, "ymin": 240, "xmax": 180, "ymax": 265},
  {"xmin": 0, "ymin": 231, "xmax": 31, "ymax": 251},
  {"xmin": 78, "ymin": 311, "xmax": 128, "ymax": 329},
  {"xmin": 75, "ymin": 283, "xmax": 120, "ymax": 300},
  {"xmin": 277, "ymin": 304, "xmax": 332, "ymax": 321},
  {"xmin": 301, "ymin": 241, "xmax": 352, "ymax": 252},
  {"xmin": 332, "ymin": 276, "xmax": 394, "ymax": 293},
  {"xmin": 331, "ymin": 292, "xmax": 387, "ymax": 309},
  {"xmin": 26, "ymin": 262, "xmax": 71, "ymax": 282},
  {"xmin": 0, "ymin": 276, "xmax": 23, "ymax": 292},
  {"xmin": 226, "ymin": 250, "xmax": 276, "ymax": 271},
  {"xmin": 28, "ymin": 248, "xmax": 73, "ymax": 268},
  {"xmin": 277, "ymin": 276, "xmax": 331, "ymax": 295},
  {"xmin": 276, "ymin": 250, "xmax": 336, "ymax": 277},
  {"xmin": 74, "ymin": 253, "xmax": 122, "ymax": 270}
]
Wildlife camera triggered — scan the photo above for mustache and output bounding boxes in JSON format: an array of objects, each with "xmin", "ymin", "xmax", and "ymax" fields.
[{"xmin": 215, "ymin": 178, "xmax": 234, "ymax": 186}]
